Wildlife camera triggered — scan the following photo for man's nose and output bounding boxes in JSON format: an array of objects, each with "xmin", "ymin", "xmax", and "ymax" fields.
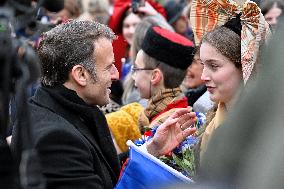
[{"xmin": 111, "ymin": 64, "xmax": 119, "ymax": 81}]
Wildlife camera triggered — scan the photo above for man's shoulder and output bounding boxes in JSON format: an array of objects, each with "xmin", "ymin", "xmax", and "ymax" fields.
[
  {"xmin": 28, "ymin": 103, "xmax": 86, "ymax": 152},
  {"xmin": 28, "ymin": 87, "xmax": 70, "ymax": 123},
  {"xmin": 29, "ymin": 98, "xmax": 65, "ymax": 123},
  {"xmin": 28, "ymin": 95, "xmax": 76, "ymax": 135},
  {"xmin": 11, "ymin": 94, "xmax": 82, "ymax": 154}
]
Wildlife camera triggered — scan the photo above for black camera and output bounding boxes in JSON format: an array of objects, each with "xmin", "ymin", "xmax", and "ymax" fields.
[{"xmin": 131, "ymin": 0, "xmax": 145, "ymax": 14}]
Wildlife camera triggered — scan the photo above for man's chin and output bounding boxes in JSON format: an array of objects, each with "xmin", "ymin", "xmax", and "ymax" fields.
[
  {"xmin": 104, "ymin": 99, "xmax": 111, "ymax": 105},
  {"xmin": 97, "ymin": 97, "xmax": 110, "ymax": 107}
]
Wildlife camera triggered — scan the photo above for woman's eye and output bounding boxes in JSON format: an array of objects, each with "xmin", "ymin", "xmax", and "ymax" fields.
[
  {"xmin": 210, "ymin": 64, "xmax": 219, "ymax": 70},
  {"xmin": 123, "ymin": 24, "xmax": 130, "ymax": 28}
]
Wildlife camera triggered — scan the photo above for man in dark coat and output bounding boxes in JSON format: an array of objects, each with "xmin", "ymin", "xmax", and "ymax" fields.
[{"xmin": 12, "ymin": 20, "xmax": 121, "ymax": 189}]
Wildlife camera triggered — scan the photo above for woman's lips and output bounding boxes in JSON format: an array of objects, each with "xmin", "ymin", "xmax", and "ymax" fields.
[{"xmin": 206, "ymin": 86, "xmax": 215, "ymax": 93}]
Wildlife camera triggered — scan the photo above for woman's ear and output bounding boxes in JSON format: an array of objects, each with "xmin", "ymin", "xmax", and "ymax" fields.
[
  {"xmin": 70, "ymin": 65, "xmax": 88, "ymax": 86},
  {"xmin": 151, "ymin": 68, "xmax": 163, "ymax": 86}
]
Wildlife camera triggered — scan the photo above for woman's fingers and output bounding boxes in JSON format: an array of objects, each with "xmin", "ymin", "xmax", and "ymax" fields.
[
  {"xmin": 183, "ymin": 127, "xmax": 196, "ymax": 139},
  {"xmin": 181, "ymin": 116, "xmax": 197, "ymax": 129},
  {"xmin": 159, "ymin": 117, "xmax": 179, "ymax": 131},
  {"xmin": 160, "ymin": 109, "xmax": 197, "ymax": 133},
  {"xmin": 170, "ymin": 108, "xmax": 191, "ymax": 119},
  {"xmin": 177, "ymin": 112, "xmax": 196, "ymax": 129}
]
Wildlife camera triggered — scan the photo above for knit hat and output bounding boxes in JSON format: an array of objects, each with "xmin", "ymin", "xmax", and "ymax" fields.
[
  {"xmin": 141, "ymin": 26, "xmax": 195, "ymax": 70},
  {"xmin": 164, "ymin": 0, "xmax": 186, "ymax": 24}
]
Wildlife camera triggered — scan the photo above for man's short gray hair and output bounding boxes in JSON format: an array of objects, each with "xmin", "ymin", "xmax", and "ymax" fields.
[{"xmin": 38, "ymin": 20, "xmax": 116, "ymax": 87}]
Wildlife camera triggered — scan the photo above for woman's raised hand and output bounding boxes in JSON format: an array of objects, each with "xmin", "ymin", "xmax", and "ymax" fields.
[{"xmin": 146, "ymin": 108, "xmax": 196, "ymax": 157}]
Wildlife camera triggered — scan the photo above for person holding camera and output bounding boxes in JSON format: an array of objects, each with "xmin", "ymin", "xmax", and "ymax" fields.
[{"xmin": 108, "ymin": 0, "xmax": 167, "ymax": 79}]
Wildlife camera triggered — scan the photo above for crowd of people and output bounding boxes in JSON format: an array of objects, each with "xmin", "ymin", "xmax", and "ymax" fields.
[{"xmin": 1, "ymin": 0, "xmax": 283, "ymax": 188}]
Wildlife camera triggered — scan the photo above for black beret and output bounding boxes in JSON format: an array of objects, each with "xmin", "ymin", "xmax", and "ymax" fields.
[{"xmin": 141, "ymin": 26, "xmax": 195, "ymax": 70}]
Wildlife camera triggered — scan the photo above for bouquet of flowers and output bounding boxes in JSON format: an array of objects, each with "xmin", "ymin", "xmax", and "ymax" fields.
[{"xmin": 135, "ymin": 112, "xmax": 206, "ymax": 179}]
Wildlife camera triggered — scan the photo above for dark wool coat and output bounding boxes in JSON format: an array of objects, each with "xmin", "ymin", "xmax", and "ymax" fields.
[{"xmin": 12, "ymin": 86, "xmax": 121, "ymax": 189}]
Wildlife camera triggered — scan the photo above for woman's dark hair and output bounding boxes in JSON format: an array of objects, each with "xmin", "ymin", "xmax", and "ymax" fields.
[
  {"xmin": 118, "ymin": 9, "xmax": 143, "ymax": 34},
  {"xmin": 261, "ymin": 0, "xmax": 284, "ymax": 15}
]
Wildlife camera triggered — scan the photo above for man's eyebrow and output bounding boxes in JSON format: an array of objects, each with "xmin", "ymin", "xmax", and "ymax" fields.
[
  {"xmin": 105, "ymin": 63, "xmax": 113, "ymax": 69},
  {"xmin": 203, "ymin": 59, "xmax": 218, "ymax": 63}
]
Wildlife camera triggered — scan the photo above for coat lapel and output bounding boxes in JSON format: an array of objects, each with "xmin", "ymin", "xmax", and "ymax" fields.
[{"xmin": 72, "ymin": 116, "xmax": 119, "ymax": 181}]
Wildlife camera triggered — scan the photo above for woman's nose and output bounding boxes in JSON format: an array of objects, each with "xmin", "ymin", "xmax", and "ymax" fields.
[{"xmin": 201, "ymin": 67, "xmax": 210, "ymax": 82}]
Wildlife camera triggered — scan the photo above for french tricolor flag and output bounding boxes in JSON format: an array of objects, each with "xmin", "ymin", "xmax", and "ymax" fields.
[{"xmin": 115, "ymin": 141, "xmax": 193, "ymax": 189}]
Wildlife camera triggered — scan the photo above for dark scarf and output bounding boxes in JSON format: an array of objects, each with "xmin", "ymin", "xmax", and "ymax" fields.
[
  {"xmin": 185, "ymin": 85, "xmax": 207, "ymax": 106},
  {"xmin": 41, "ymin": 85, "xmax": 120, "ymax": 178}
]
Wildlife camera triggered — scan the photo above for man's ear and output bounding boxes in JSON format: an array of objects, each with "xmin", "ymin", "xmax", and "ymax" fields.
[
  {"xmin": 151, "ymin": 69, "xmax": 163, "ymax": 86},
  {"xmin": 70, "ymin": 65, "xmax": 88, "ymax": 86}
]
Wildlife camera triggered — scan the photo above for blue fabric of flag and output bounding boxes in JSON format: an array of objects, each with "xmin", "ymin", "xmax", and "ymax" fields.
[{"xmin": 115, "ymin": 141, "xmax": 193, "ymax": 189}]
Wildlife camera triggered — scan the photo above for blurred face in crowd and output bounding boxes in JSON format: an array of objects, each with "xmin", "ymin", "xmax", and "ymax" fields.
[
  {"xmin": 264, "ymin": 3, "xmax": 282, "ymax": 30},
  {"xmin": 200, "ymin": 42, "xmax": 242, "ymax": 105},
  {"xmin": 46, "ymin": 0, "xmax": 81, "ymax": 24},
  {"xmin": 82, "ymin": 38, "xmax": 119, "ymax": 106},
  {"xmin": 122, "ymin": 12, "xmax": 141, "ymax": 45},
  {"xmin": 132, "ymin": 50, "xmax": 153, "ymax": 99},
  {"xmin": 184, "ymin": 51, "xmax": 204, "ymax": 89},
  {"xmin": 173, "ymin": 16, "xmax": 188, "ymax": 35},
  {"xmin": 47, "ymin": 9, "xmax": 72, "ymax": 24}
]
